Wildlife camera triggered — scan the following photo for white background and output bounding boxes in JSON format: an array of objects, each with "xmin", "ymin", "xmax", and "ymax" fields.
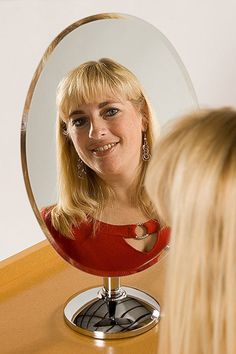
[{"xmin": 1, "ymin": 0, "xmax": 235, "ymax": 261}]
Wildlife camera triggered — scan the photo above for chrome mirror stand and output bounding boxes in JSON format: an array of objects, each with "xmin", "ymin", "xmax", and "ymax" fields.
[{"xmin": 64, "ymin": 276, "xmax": 160, "ymax": 339}]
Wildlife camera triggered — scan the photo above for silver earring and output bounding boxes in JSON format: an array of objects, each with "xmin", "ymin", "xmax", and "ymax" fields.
[
  {"xmin": 77, "ymin": 158, "xmax": 87, "ymax": 178},
  {"xmin": 142, "ymin": 132, "xmax": 151, "ymax": 161}
]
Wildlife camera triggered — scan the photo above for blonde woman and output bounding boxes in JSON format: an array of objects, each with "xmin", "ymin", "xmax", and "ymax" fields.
[
  {"xmin": 145, "ymin": 107, "xmax": 236, "ymax": 354},
  {"xmin": 42, "ymin": 58, "xmax": 169, "ymax": 276}
]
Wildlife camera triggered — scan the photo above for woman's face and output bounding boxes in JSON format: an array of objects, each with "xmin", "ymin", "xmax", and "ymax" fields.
[{"xmin": 67, "ymin": 97, "xmax": 145, "ymax": 181}]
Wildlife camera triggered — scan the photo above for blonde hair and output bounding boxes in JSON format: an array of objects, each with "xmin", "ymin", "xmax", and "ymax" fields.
[
  {"xmin": 50, "ymin": 58, "xmax": 157, "ymax": 236},
  {"xmin": 145, "ymin": 107, "xmax": 236, "ymax": 354}
]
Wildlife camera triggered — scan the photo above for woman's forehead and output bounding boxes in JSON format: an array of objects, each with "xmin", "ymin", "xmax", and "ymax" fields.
[
  {"xmin": 59, "ymin": 81, "xmax": 141, "ymax": 120},
  {"xmin": 68, "ymin": 97, "xmax": 127, "ymax": 115},
  {"xmin": 68, "ymin": 92, "xmax": 127, "ymax": 109}
]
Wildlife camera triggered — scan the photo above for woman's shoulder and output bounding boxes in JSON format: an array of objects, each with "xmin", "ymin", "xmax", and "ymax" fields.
[
  {"xmin": 40, "ymin": 206, "xmax": 92, "ymax": 237},
  {"xmin": 41, "ymin": 205, "xmax": 55, "ymax": 224}
]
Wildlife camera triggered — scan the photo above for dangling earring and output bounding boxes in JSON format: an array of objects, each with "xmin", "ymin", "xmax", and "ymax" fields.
[
  {"xmin": 77, "ymin": 157, "xmax": 87, "ymax": 178},
  {"xmin": 142, "ymin": 132, "xmax": 151, "ymax": 161}
]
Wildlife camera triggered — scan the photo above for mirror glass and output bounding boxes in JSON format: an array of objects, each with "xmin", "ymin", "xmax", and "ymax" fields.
[{"xmin": 22, "ymin": 13, "xmax": 198, "ymax": 277}]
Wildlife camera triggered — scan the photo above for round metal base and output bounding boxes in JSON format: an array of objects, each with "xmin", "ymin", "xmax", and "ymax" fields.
[{"xmin": 64, "ymin": 286, "xmax": 160, "ymax": 339}]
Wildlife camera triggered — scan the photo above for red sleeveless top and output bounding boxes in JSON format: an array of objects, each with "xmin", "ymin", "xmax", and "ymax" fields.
[{"xmin": 42, "ymin": 209, "xmax": 170, "ymax": 276}]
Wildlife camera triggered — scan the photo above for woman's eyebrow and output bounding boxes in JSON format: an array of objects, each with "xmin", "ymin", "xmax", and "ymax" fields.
[
  {"xmin": 98, "ymin": 101, "xmax": 120, "ymax": 108},
  {"xmin": 69, "ymin": 110, "xmax": 84, "ymax": 117},
  {"xmin": 69, "ymin": 101, "xmax": 121, "ymax": 117}
]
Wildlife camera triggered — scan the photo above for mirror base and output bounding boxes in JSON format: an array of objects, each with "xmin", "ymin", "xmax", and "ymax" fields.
[{"xmin": 64, "ymin": 285, "xmax": 160, "ymax": 339}]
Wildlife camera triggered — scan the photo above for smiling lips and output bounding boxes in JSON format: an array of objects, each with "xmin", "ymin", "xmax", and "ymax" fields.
[{"xmin": 92, "ymin": 142, "xmax": 119, "ymax": 153}]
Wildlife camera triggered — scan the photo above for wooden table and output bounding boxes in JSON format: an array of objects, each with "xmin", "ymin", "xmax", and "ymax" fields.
[{"xmin": 0, "ymin": 240, "xmax": 167, "ymax": 354}]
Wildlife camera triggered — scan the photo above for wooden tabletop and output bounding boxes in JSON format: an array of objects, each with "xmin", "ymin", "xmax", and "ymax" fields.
[{"xmin": 0, "ymin": 240, "xmax": 167, "ymax": 354}]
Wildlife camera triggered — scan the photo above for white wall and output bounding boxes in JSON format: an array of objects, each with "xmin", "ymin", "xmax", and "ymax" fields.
[{"xmin": 1, "ymin": 0, "xmax": 235, "ymax": 261}]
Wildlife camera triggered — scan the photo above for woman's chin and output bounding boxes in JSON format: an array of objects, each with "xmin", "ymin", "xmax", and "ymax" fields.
[
  {"xmin": 94, "ymin": 163, "xmax": 125, "ymax": 180},
  {"xmin": 98, "ymin": 167, "xmax": 122, "ymax": 178}
]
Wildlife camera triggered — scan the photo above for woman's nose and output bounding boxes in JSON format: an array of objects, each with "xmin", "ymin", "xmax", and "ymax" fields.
[{"xmin": 88, "ymin": 120, "xmax": 108, "ymax": 139}]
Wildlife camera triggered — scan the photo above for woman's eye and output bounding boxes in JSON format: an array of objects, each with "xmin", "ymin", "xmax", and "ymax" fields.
[
  {"xmin": 104, "ymin": 108, "xmax": 119, "ymax": 118},
  {"xmin": 71, "ymin": 117, "xmax": 88, "ymax": 128}
]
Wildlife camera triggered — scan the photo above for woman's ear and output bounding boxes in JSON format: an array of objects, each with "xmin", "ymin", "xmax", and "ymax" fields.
[
  {"xmin": 140, "ymin": 101, "xmax": 148, "ymax": 131},
  {"xmin": 61, "ymin": 120, "xmax": 70, "ymax": 137},
  {"xmin": 140, "ymin": 111, "xmax": 148, "ymax": 132},
  {"xmin": 141, "ymin": 119, "xmax": 148, "ymax": 132}
]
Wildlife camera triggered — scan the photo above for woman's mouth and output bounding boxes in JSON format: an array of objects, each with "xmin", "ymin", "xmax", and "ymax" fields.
[{"xmin": 91, "ymin": 142, "xmax": 119, "ymax": 155}]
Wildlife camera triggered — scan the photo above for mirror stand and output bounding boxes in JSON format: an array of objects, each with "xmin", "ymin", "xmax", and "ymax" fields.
[{"xmin": 64, "ymin": 276, "xmax": 160, "ymax": 339}]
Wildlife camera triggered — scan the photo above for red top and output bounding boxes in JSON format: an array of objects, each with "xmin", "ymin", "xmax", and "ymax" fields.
[{"xmin": 42, "ymin": 209, "xmax": 170, "ymax": 277}]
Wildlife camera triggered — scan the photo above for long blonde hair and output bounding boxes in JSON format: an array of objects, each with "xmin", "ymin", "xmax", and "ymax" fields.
[
  {"xmin": 50, "ymin": 58, "xmax": 157, "ymax": 237},
  {"xmin": 145, "ymin": 107, "xmax": 236, "ymax": 354}
]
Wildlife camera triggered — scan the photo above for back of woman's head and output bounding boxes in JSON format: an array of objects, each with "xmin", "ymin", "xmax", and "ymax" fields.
[{"xmin": 145, "ymin": 107, "xmax": 236, "ymax": 354}]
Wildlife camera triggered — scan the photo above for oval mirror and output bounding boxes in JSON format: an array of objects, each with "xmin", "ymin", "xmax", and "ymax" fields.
[{"xmin": 21, "ymin": 13, "xmax": 198, "ymax": 278}]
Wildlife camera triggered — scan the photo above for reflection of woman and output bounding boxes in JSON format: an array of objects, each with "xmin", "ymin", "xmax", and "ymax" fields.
[
  {"xmin": 145, "ymin": 108, "xmax": 236, "ymax": 354},
  {"xmin": 42, "ymin": 58, "xmax": 169, "ymax": 276}
]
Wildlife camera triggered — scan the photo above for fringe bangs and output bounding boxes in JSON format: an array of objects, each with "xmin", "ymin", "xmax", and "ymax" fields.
[{"xmin": 57, "ymin": 63, "xmax": 142, "ymax": 121}]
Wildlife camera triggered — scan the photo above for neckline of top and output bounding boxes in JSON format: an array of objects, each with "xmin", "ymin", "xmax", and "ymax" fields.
[{"xmin": 91, "ymin": 217, "xmax": 159, "ymax": 228}]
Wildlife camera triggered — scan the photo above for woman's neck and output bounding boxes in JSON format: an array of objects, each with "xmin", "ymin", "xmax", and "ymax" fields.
[
  {"xmin": 97, "ymin": 175, "xmax": 149, "ymax": 225},
  {"xmin": 109, "ymin": 183, "xmax": 133, "ymax": 204},
  {"xmin": 98, "ymin": 203, "xmax": 149, "ymax": 225},
  {"xmin": 98, "ymin": 166, "xmax": 139, "ymax": 203}
]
